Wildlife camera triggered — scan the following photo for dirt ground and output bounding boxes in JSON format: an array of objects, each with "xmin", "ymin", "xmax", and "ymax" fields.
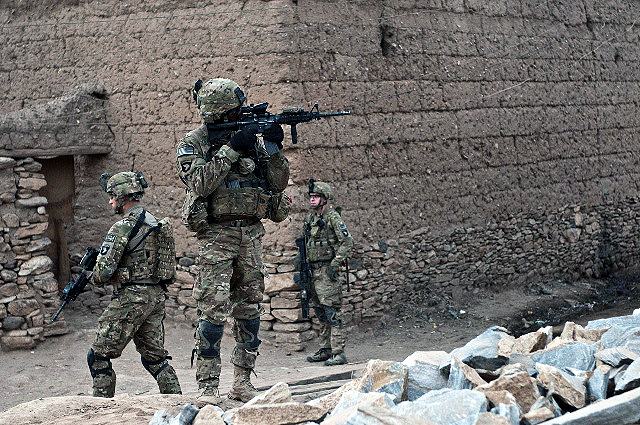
[{"xmin": 2, "ymin": 273, "xmax": 640, "ymax": 414}]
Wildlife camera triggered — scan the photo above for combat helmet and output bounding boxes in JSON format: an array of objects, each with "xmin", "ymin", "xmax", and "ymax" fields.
[
  {"xmin": 100, "ymin": 171, "xmax": 148, "ymax": 201},
  {"xmin": 308, "ymin": 179, "xmax": 333, "ymax": 200},
  {"xmin": 193, "ymin": 78, "xmax": 246, "ymax": 123}
]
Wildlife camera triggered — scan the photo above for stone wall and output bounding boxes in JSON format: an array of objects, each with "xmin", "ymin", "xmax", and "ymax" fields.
[
  {"xmin": 0, "ymin": 157, "xmax": 64, "ymax": 351},
  {"xmin": 395, "ymin": 197, "xmax": 640, "ymax": 309}
]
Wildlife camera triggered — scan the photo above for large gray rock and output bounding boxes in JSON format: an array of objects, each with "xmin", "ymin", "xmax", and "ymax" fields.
[
  {"xmin": 587, "ymin": 368, "xmax": 609, "ymax": 402},
  {"xmin": 322, "ymin": 391, "xmax": 400, "ymax": 425},
  {"xmin": 595, "ymin": 346, "xmax": 638, "ymax": 367},
  {"xmin": 614, "ymin": 358, "xmax": 640, "ymax": 394},
  {"xmin": 489, "ymin": 402, "xmax": 520, "ymax": 425},
  {"xmin": 530, "ymin": 342, "xmax": 596, "ymax": 371},
  {"xmin": 597, "ymin": 325, "xmax": 640, "ymax": 354},
  {"xmin": 586, "ymin": 314, "xmax": 640, "ymax": 330},
  {"xmin": 149, "ymin": 403, "xmax": 199, "ymax": 425},
  {"xmin": 441, "ymin": 326, "xmax": 513, "ymax": 372},
  {"xmin": 324, "ymin": 404, "xmax": 438, "ymax": 425},
  {"xmin": 402, "ymin": 351, "xmax": 449, "ymax": 401},
  {"xmin": 393, "ymin": 388, "xmax": 487, "ymax": 425}
]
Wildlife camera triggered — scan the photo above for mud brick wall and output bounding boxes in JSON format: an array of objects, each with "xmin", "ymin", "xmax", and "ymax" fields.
[
  {"xmin": 2, "ymin": 0, "xmax": 640, "ymax": 255},
  {"xmin": 0, "ymin": 157, "xmax": 64, "ymax": 351}
]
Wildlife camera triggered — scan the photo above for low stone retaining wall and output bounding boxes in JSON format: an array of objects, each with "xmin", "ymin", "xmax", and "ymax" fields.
[
  {"xmin": 164, "ymin": 241, "xmax": 402, "ymax": 350},
  {"xmin": 67, "ymin": 196, "xmax": 640, "ymax": 353},
  {"xmin": 395, "ymin": 198, "xmax": 640, "ymax": 308},
  {"xmin": 0, "ymin": 157, "xmax": 63, "ymax": 351}
]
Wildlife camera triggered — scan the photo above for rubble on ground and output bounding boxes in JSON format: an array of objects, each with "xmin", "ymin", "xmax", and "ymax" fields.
[{"xmin": 4, "ymin": 312, "xmax": 640, "ymax": 425}]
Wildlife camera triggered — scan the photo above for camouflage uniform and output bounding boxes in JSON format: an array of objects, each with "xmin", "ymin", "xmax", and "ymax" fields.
[
  {"xmin": 89, "ymin": 200, "xmax": 181, "ymax": 398},
  {"xmin": 302, "ymin": 188, "xmax": 353, "ymax": 365},
  {"xmin": 177, "ymin": 78, "xmax": 289, "ymax": 402}
]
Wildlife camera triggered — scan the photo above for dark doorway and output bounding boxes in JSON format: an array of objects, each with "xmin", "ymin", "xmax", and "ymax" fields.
[{"xmin": 38, "ymin": 156, "xmax": 75, "ymax": 289}]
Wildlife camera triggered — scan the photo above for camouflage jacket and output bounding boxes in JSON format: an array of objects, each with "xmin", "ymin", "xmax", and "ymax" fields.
[
  {"xmin": 176, "ymin": 124, "xmax": 289, "ymax": 230},
  {"xmin": 303, "ymin": 206, "xmax": 353, "ymax": 265},
  {"xmin": 93, "ymin": 204, "xmax": 161, "ymax": 286}
]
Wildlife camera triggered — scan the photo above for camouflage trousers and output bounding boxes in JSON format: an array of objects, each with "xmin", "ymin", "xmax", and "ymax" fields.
[
  {"xmin": 311, "ymin": 264, "xmax": 346, "ymax": 354},
  {"xmin": 193, "ymin": 221, "xmax": 266, "ymax": 325},
  {"xmin": 91, "ymin": 285, "xmax": 181, "ymax": 396},
  {"xmin": 193, "ymin": 221, "xmax": 266, "ymax": 392}
]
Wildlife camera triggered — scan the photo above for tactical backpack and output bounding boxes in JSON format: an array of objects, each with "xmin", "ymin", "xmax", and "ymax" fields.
[
  {"xmin": 122, "ymin": 212, "xmax": 176, "ymax": 284},
  {"xmin": 151, "ymin": 218, "xmax": 176, "ymax": 282}
]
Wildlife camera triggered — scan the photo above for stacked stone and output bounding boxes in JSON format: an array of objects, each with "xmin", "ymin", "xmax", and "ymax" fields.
[
  {"xmin": 0, "ymin": 157, "xmax": 60, "ymax": 351},
  {"xmin": 147, "ymin": 242, "xmax": 400, "ymax": 350},
  {"xmin": 168, "ymin": 254, "xmax": 198, "ymax": 323},
  {"xmin": 397, "ymin": 199, "xmax": 640, "ymax": 307}
]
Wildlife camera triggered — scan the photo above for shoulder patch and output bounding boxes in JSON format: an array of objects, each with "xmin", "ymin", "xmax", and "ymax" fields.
[
  {"xmin": 104, "ymin": 233, "xmax": 116, "ymax": 243},
  {"xmin": 100, "ymin": 245, "xmax": 110, "ymax": 255},
  {"xmin": 338, "ymin": 222, "xmax": 349, "ymax": 237},
  {"xmin": 177, "ymin": 146, "xmax": 195, "ymax": 157}
]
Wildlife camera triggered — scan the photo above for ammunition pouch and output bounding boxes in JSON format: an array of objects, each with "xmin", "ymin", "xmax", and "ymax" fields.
[
  {"xmin": 207, "ymin": 187, "xmax": 269, "ymax": 220},
  {"xmin": 183, "ymin": 195, "xmax": 209, "ymax": 233}
]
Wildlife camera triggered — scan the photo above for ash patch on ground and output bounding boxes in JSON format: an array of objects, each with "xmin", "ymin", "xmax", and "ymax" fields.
[{"xmin": 391, "ymin": 270, "xmax": 640, "ymax": 339}]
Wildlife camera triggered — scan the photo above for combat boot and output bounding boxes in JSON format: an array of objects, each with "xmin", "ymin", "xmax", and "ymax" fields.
[
  {"xmin": 306, "ymin": 347, "xmax": 332, "ymax": 363},
  {"xmin": 196, "ymin": 385, "xmax": 223, "ymax": 405},
  {"xmin": 228, "ymin": 365, "xmax": 259, "ymax": 402},
  {"xmin": 324, "ymin": 353, "xmax": 348, "ymax": 366}
]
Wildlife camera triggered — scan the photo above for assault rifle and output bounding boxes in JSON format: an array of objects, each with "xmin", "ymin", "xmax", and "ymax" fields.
[
  {"xmin": 293, "ymin": 236, "xmax": 313, "ymax": 319},
  {"xmin": 51, "ymin": 246, "xmax": 98, "ymax": 322},
  {"xmin": 210, "ymin": 102, "xmax": 350, "ymax": 145}
]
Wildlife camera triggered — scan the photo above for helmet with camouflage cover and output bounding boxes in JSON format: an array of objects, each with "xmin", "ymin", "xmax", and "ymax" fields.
[
  {"xmin": 193, "ymin": 78, "xmax": 246, "ymax": 123},
  {"xmin": 308, "ymin": 179, "xmax": 333, "ymax": 200},
  {"xmin": 100, "ymin": 171, "xmax": 148, "ymax": 200}
]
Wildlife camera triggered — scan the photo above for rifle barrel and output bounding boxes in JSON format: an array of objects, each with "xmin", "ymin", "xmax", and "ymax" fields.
[{"xmin": 50, "ymin": 300, "xmax": 68, "ymax": 322}]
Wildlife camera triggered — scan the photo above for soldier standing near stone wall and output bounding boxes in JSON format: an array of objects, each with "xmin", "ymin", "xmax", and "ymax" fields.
[
  {"xmin": 301, "ymin": 180, "xmax": 353, "ymax": 366},
  {"xmin": 88, "ymin": 171, "xmax": 181, "ymax": 397},
  {"xmin": 176, "ymin": 78, "xmax": 290, "ymax": 403}
]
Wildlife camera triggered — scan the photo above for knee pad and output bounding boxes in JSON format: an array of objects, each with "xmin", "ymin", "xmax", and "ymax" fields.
[
  {"xmin": 87, "ymin": 348, "xmax": 113, "ymax": 378},
  {"xmin": 196, "ymin": 320, "xmax": 224, "ymax": 358},
  {"xmin": 234, "ymin": 318, "xmax": 261, "ymax": 351},
  {"xmin": 325, "ymin": 307, "xmax": 343, "ymax": 327},
  {"xmin": 141, "ymin": 356, "xmax": 170, "ymax": 379},
  {"xmin": 313, "ymin": 305, "xmax": 328, "ymax": 322}
]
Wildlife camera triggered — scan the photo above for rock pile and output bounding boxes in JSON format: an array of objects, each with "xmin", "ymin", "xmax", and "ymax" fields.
[{"xmin": 149, "ymin": 312, "xmax": 640, "ymax": 425}]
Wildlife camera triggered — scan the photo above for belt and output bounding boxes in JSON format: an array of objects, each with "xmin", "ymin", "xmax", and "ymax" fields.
[
  {"xmin": 210, "ymin": 218, "xmax": 260, "ymax": 227},
  {"xmin": 309, "ymin": 260, "xmax": 330, "ymax": 269}
]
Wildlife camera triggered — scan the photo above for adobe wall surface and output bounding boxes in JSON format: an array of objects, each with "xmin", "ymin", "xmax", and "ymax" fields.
[
  {"xmin": 2, "ymin": 0, "xmax": 640, "ymax": 345},
  {"xmin": 2, "ymin": 0, "xmax": 639, "ymax": 257}
]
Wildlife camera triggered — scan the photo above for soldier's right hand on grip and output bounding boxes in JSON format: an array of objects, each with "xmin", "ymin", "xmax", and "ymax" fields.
[{"xmin": 228, "ymin": 129, "xmax": 256, "ymax": 153}]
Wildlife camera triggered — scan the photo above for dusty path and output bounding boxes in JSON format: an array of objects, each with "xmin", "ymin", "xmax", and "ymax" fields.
[
  {"xmin": 2, "ymin": 274, "xmax": 639, "ymax": 413},
  {"xmin": 0, "ymin": 308, "xmax": 465, "ymax": 413}
]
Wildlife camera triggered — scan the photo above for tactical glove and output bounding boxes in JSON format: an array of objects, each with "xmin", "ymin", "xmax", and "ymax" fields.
[
  {"xmin": 228, "ymin": 129, "xmax": 256, "ymax": 153},
  {"xmin": 262, "ymin": 123, "xmax": 285, "ymax": 149}
]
